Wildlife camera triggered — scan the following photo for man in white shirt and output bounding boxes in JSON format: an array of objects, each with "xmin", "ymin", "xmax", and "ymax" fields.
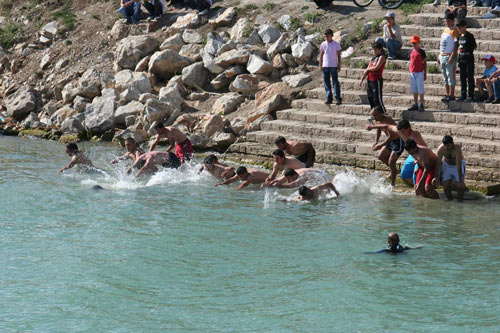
[{"xmin": 375, "ymin": 12, "xmax": 403, "ymax": 60}]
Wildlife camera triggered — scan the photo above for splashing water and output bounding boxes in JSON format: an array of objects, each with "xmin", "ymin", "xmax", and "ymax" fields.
[{"xmin": 333, "ymin": 169, "xmax": 392, "ymax": 196}]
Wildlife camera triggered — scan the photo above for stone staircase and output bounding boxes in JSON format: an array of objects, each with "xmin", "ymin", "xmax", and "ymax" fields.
[{"xmin": 228, "ymin": 4, "xmax": 500, "ymax": 194}]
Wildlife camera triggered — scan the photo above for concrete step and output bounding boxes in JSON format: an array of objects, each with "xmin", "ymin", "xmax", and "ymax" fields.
[
  {"xmin": 259, "ymin": 118, "xmax": 500, "ymax": 152},
  {"xmin": 401, "ymin": 36, "xmax": 500, "ymax": 53},
  {"xmin": 228, "ymin": 141, "xmax": 500, "ymax": 183},
  {"xmin": 400, "ymin": 24, "xmax": 500, "ymax": 40},
  {"xmin": 281, "ymin": 103, "xmax": 500, "ymax": 128},
  {"xmin": 339, "ymin": 67, "xmax": 460, "ymax": 86},
  {"xmin": 409, "ymin": 13, "xmax": 500, "ymax": 29},
  {"xmin": 420, "ymin": 3, "xmax": 491, "ymax": 16},
  {"xmin": 307, "ymin": 89, "xmax": 451, "ymax": 110},
  {"xmin": 247, "ymin": 128, "xmax": 500, "ymax": 169}
]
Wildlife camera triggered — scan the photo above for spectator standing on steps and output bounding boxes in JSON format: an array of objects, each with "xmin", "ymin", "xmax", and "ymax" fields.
[
  {"xmin": 360, "ymin": 42, "xmax": 387, "ymax": 114},
  {"xmin": 476, "ymin": 55, "xmax": 500, "ymax": 102},
  {"xmin": 438, "ymin": 12, "xmax": 460, "ymax": 102},
  {"xmin": 457, "ymin": 20, "xmax": 477, "ymax": 101},
  {"xmin": 118, "ymin": 0, "xmax": 142, "ymax": 24},
  {"xmin": 319, "ymin": 29, "xmax": 342, "ymax": 105},
  {"xmin": 375, "ymin": 12, "xmax": 402, "ymax": 60},
  {"xmin": 407, "ymin": 35, "xmax": 427, "ymax": 112}
]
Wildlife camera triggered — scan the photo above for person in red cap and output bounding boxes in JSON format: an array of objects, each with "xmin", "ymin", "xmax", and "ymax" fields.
[
  {"xmin": 457, "ymin": 20, "xmax": 477, "ymax": 101},
  {"xmin": 476, "ymin": 55, "xmax": 499, "ymax": 103},
  {"xmin": 407, "ymin": 35, "xmax": 427, "ymax": 111}
]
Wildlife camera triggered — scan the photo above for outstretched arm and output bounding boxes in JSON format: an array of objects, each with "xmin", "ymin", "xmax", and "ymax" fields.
[
  {"xmin": 236, "ymin": 181, "xmax": 250, "ymax": 190},
  {"xmin": 149, "ymin": 136, "xmax": 161, "ymax": 152},
  {"xmin": 110, "ymin": 152, "xmax": 130, "ymax": 164},
  {"xmin": 319, "ymin": 183, "xmax": 340, "ymax": 197},
  {"xmin": 135, "ymin": 158, "xmax": 153, "ymax": 177},
  {"xmin": 266, "ymin": 164, "xmax": 279, "ymax": 182},
  {"xmin": 58, "ymin": 156, "xmax": 77, "ymax": 173},
  {"xmin": 215, "ymin": 174, "xmax": 239, "ymax": 186}
]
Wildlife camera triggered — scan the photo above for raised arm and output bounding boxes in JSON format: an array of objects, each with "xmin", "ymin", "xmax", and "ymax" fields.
[
  {"xmin": 320, "ymin": 182, "xmax": 340, "ymax": 197},
  {"xmin": 58, "ymin": 156, "xmax": 78, "ymax": 173}
]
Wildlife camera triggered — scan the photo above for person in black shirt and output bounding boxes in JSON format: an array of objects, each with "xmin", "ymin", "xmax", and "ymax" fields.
[
  {"xmin": 445, "ymin": 0, "xmax": 467, "ymax": 21},
  {"xmin": 457, "ymin": 20, "xmax": 477, "ymax": 101}
]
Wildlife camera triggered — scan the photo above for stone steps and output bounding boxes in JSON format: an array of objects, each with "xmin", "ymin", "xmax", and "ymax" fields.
[
  {"xmin": 228, "ymin": 141, "xmax": 500, "ymax": 183},
  {"xmin": 400, "ymin": 24, "xmax": 500, "ymax": 40},
  {"xmin": 400, "ymin": 36, "xmax": 500, "ymax": 53},
  {"xmin": 247, "ymin": 128, "xmax": 500, "ymax": 169},
  {"xmin": 420, "ymin": 3, "xmax": 491, "ymax": 16},
  {"xmin": 409, "ymin": 13, "xmax": 500, "ymax": 29}
]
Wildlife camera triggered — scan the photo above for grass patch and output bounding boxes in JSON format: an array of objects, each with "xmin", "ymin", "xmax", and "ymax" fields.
[
  {"xmin": 301, "ymin": 5, "xmax": 309, "ymax": 10},
  {"xmin": 426, "ymin": 52, "xmax": 437, "ymax": 61},
  {"xmin": 371, "ymin": 17, "xmax": 384, "ymax": 34},
  {"xmin": 0, "ymin": 0, "xmax": 13, "ymax": 13},
  {"xmin": 0, "ymin": 22, "xmax": 22, "ymax": 50},
  {"xmin": 52, "ymin": 0, "xmax": 77, "ymax": 30},
  {"xmin": 400, "ymin": 0, "xmax": 434, "ymax": 16},
  {"xmin": 263, "ymin": 2, "xmax": 277, "ymax": 11},
  {"xmin": 304, "ymin": 12, "xmax": 323, "ymax": 24},
  {"xmin": 242, "ymin": 25, "xmax": 254, "ymax": 38},
  {"xmin": 351, "ymin": 59, "xmax": 369, "ymax": 69},
  {"xmin": 427, "ymin": 64, "xmax": 439, "ymax": 73},
  {"xmin": 289, "ymin": 17, "xmax": 302, "ymax": 30},
  {"xmin": 386, "ymin": 62, "xmax": 400, "ymax": 70},
  {"xmin": 235, "ymin": 4, "xmax": 258, "ymax": 16}
]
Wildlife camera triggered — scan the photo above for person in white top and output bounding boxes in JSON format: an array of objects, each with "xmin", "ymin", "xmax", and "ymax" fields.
[{"xmin": 375, "ymin": 12, "xmax": 402, "ymax": 60}]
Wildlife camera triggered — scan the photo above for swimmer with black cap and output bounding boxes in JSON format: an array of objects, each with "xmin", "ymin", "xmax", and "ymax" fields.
[
  {"xmin": 297, "ymin": 182, "xmax": 339, "ymax": 201},
  {"xmin": 369, "ymin": 232, "xmax": 422, "ymax": 254}
]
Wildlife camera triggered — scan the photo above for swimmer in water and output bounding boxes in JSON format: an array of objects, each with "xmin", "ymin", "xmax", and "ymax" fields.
[
  {"xmin": 198, "ymin": 154, "xmax": 235, "ymax": 179},
  {"xmin": 58, "ymin": 143, "xmax": 95, "ymax": 173},
  {"xmin": 215, "ymin": 166, "xmax": 270, "ymax": 190},
  {"xmin": 297, "ymin": 183, "xmax": 340, "ymax": 201},
  {"xmin": 110, "ymin": 137, "xmax": 145, "ymax": 165},
  {"xmin": 128, "ymin": 151, "xmax": 181, "ymax": 177},
  {"xmin": 265, "ymin": 149, "xmax": 306, "ymax": 184},
  {"xmin": 370, "ymin": 233, "xmax": 422, "ymax": 254},
  {"xmin": 264, "ymin": 168, "xmax": 327, "ymax": 188}
]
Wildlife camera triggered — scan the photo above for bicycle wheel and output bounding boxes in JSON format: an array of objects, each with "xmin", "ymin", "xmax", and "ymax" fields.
[
  {"xmin": 352, "ymin": 0, "xmax": 374, "ymax": 7},
  {"xmin": 378, "ymin": 0, "xmax": 404, "ymax": 9}
]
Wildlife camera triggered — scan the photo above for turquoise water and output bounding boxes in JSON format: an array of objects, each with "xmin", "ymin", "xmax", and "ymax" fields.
[{"xmin": 1, "ymin": 135, "xmax": 500, "ymax": 332}]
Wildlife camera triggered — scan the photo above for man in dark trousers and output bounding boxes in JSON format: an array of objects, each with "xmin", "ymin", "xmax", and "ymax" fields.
[{"xmin": 457, "ymin": 20, "xmax": 477, "ymax": 101}]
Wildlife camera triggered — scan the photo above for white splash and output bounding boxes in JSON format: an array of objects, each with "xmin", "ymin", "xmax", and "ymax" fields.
[{"xmin": 333, "ymin": 169, "xmax": 392, "ymax": 196}]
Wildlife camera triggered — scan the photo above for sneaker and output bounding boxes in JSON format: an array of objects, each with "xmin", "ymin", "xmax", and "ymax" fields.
[
  {"xmin": 335, "ymin": 100, "xmax": 342, "ymax": 105},
  {"xmin": 458, "ymin": 95, "xmax": 466, "ymax": 101},
  {"xmin": 492, "ymin": 99, "xmax": 500, "ymax": 104},
  {"xmin": 325, "ymin": 100, "xmax": 332, "ymax": 105},
  {"xmin": 387, "ymin": 56, "xmax": 395, "ymax": 60},
  {"xmin": 487, "ymin": 96, "xmax": 495, "ymax": 103},
  {"xmin": 432, "ymin": 0, "xmax": 441, "ymax": 6},
  {"xmin": 441, "ymin": 95, "xmax": 450, "ymax": 102},
  {"xmin": 466, "ymin": 97, "xmax": 474, "ymax": 102},
  {"xmin": 481, "ymin": 12, "xmax": 497, "ymax": 19},
  {"xmin": 408, "ymin": 103, "xmax": 419, "ymax": 111},
  {"xmin": 491, "ymin": 5, "xmax": 500, "ymax": 13},
  {"xmin": 419, "ymin": 103, "xmax": 425, "ymax": 111},
  {"xmin": 199, "ymin": 9, "xmax": 209, "ymax": 15}
]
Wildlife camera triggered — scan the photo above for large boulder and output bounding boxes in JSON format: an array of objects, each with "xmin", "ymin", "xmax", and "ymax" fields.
[
  {"xmin": 20, "ymin": 112, "xmax": 42, "ymax": 129},
  {"xmin": 159, "ymin": 82, "xmax": 184, "ymax": 112},
  {"xmin": 171, "ymin": 12, "xmax": 202, "ymax": 29},
  {"xmin": 258, "ymin": 25, "xmax": 281, "ymax": 45},
  {"xmin": 143, "ymin": 98, "xmax": 170, "ymax": 123},
  {"xmin": 210, "ymin": 7, "xmax": 236, "ymax": 27},
  {"xmin": 267, "ymin": 33, "xmax": 290, "ymax": 59},
  {"xmin": 61, "ymin": 113, "xmax": 86, "ymax": 134},
  {"xmin": 214, "ymin": 49, "xmax": 250, "ymax": 68},
  {"xmin": 181, "ymin": 62, "xmax": 208, "ymax": 88},
  {"xmin": 114, "ymin": 35, "xmax": 160, "ymax": 70},
  {"xmin": 282, "ymin": 73, "xmax": 312, "ymax": 87},
  {"xmin": 114, "ymin": 70, "xmax": 152, "ymax": 94},
  {"xmin": 182, "ymin": 30, "xmax": 203, "ymax": 44},
  {"xmin": 212, "ymin": 94, "xmax": 246, "ymax": 115},
  {"xmin": 210, "ymin": 65, "xmax": 245, "ymax": 89},
  {"xmin": 278, "ymin": 15, "xmax": 292, "ymax": 31},
  {"xmin": 202, "ymin": 49, "xmax": 224, "ymax": 74},
  {"xmin": 115, "ymin": 101, "xmax": 144, "ymax": 127},
  {"xmin": 40, "ymin": 21, "xmax": 58, "ymax": 44},
  {"xmin": 179, "ymin": 44, "xmax": 203, "ymax": 62},
  {"xmin": 229, "ymin": 74, "xmax": 260, "ymax": 95},
  {"xmin": 230, "ymin": 18, "xmax": 249, "ymax": 41},
  {"xmin": 84, "ymin": 96, "xmax": 117, "ymax": 134},
  {"xmin": 5, "ymin": 86, "xmax": 38, "ymax": 121},
  {"xmin": 159, "ymin": 33, "xmax": 185, "ymax": 52},
  {"xmin": 50, "ymin": 106, "xmax": 78, "ymax": 126},
  {"xmin": 247, "ymin": 30, "xmax": 262, "ymax": 45},
  {"xmin": 246, "ymin": 54, "xmax": 273, "ymax": 75},
  {"xmin": 202, "ymin": 114, "xmax": 224, "ymax": 137},
  {"xmin": 213, "ymin": 132, "xmax": 236, "ymax": 150},
  {"xmin": 291, "ymin": 39, "xmax": 315, "ymax": 64},
  {"xmin": 148, "ymin": 50, "xmax": 190, "ymax": 79},
  {"xmin": 254, "ymin": 82, "xmax": 287, "ymax": 116}
]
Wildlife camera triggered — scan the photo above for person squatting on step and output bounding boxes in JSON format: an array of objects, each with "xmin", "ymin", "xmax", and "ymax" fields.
[
  {"xmin": 438, "ymin": 12, "xmax": 460, "ymax": 102},
  {"xmin": 360, "ymin": 43, "xmax": 387, "ymax": 114},
  {"xmin": 407, "ymin": 35, "xmax": 427, "ymax": 112},
  {"xmin": 117, "ymin": 0, "xmax": 142, "ymax": 24},
  {"xmin": 476, "ymin": 55, "xmax": 500, "ymax": 103},
  {"xmin": 274, "ymin": 136, "xmax": 316, "ymax": 168},
  {"xmin": 364, "ymin": 106, "xmax": 402, "ymax": 186},
  {"xmin": 319, "ymin": 29, "xmax": 342, "ymax": 105},
  {"xmin": 375, "ymin": 12, "xmax": 403, "ymax": 60},
  {"xmin": 432, "ymin": 135, "xmax": 467, "ymax": 201},
  {"xmin": 404, "ymin": 139, "xmax": 440, "ymax": 199},
  {"xmin": 457, "ymin": 20, "xmax": 477, "ymax": 101}
]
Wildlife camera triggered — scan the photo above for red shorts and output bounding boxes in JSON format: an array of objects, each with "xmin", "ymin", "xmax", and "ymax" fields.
[
  {"xmin": 416, "ymin": 166, "xmax": 435, "ymax": 186},
  {"xmin": 175, "ymin": 138, "xmax": 193, "ymax": 163}
]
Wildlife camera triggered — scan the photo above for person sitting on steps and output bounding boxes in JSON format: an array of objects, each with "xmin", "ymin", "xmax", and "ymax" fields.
[
  {"xmin": 375, "ymin": 12, "xmax": 402, "ymax": 60},
  {"xmin": 143, "ymin": 0, "xmax": 164, "ymax": 21},
  {"xmin": 481, "ymin": 0, "xmax": 500, "ymax": 18},
  {"xmin": 118, "ymin": 0, "xmax": 142, "ymax": 24}
]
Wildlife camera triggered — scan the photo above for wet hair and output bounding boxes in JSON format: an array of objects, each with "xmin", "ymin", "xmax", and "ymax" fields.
[
  {"xmin": 388, "ymin": 232, "xmax": 400, "ymax": 246},
  {"xmin": 372, "ymin": 106, "xmax": 384, "ymax": 114},
  {"xmin": 324, "ymin": 29, "xmax": 333, "ymax": 36},
  {"xmin": 442, "ymin": 135, "xmax": 454, "ymax": 144},
  {"xmin": 404, "ymin": 138, "xmax": 417, "ymax": 151},
  {"xmin": 66, "ymin": 143, "xmax": 78, "ymax": 152},
  {"xmin": 372, "ymin": 42, "xmax": 384, "ymax": 50},
  {"xmin": 284, "ymin": 168, "xmax": 298, "ymax": 177},
  {"xmin": 445, "ymin": 12, "xmax": 455, "ymax": 21},
  {"xmin": 275, "ymin": 136, "xmax": 287, "ymax": 145},
  {"xmin": 203, "ymin": 154, "xmax": 217, "ymax": 165},
  {"xmin": 272, "ymin": 149, "xmax": 285, "ymax": 158},
  {"xmin": 298, "ymin": 186, "xmax": 310, "ymax": 197},
  {"xmin": 397, "ymin": 119, "xmax": 411, "ymax": 130},
  {"xmin": 236, "ymin": 166, "xmax": 248, "ymax": 175},
  {"xmin": 125, "ymin": 137, "xmax": 136, "ymax": 143},
  {"xmin": 155, "ymin": 122, "xmax": 165, "ymax": 129}
]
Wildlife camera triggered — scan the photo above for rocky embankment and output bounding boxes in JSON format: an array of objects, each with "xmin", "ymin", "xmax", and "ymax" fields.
[{"xmin": 0, "ymin": 4, "xmax": 325, "ymax": 151}]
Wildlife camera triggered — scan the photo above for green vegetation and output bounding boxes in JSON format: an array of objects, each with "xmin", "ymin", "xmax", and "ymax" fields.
[
  {"xmin": 242, "ymin": 25, "xmax": 254, "ymax": 38},
  {"xmin": 400, "ymin": 0, "xmax": 434, "ymax": 16},
  {"xmin": 301, "ymin": 5, "xmax": 309, "ymax": 10},
  {"xmin": 52, "ymin": 0, "xmax": 77, "ymax": 30},
  {"xmin": 235, "ymin": 4, "xmax": 259, "ymax": 16},
  {"xmin": 426, "ymin": 52, "xmax": 437, "ymax": 61},
  {"xmin": 263, "ymin": 2, "xmax": 277, "ymax": 11},
  {"xmin": 0, "ymin": 22, "xmax": 22, "ymax": 50},
  {"xmin": 289, "ymin": 17, "xmax": 302, "ymax": 30},
  {"xmin": 427, "ymin": 64, "xmax": 439, "ymax": 73},
  {"xmin": 230, "ymin": 0, "xmax": 241, "ymax": 6},
  {"xmin": 371, "ymin": 17, "xmax": 384, "ymax": 35},
  {"xmin": 304, "ymin": 12, "xmax": 323, "ymax": 24},
  {"xmin": 386, "ymin": 62, "xmax": 400, "ymax": 70},
  {"xmin": 0, "ymin": 0, "xmax": 13, "ymax": 13},
  {"xmin": 350, "ymin": 59, "xmax": 369, "ymax": 69}
]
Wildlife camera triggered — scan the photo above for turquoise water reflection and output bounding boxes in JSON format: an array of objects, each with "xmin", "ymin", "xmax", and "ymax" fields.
[{"xmin": 1, "ymin": 136, "xmax": 499, "ymax": 331}]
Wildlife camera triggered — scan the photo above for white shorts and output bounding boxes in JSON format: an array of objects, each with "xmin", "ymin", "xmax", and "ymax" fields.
[
  {"xmin": 410, "ymin": 72, "xmax": 425, "ymax": 94},
  {"xmin": 441, "ymin": 159, "xmax": 466, "ymax": 182}
]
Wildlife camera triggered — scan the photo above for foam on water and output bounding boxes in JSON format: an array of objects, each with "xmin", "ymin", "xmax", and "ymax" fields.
[{"xmin": 333, "ymin": 169, "xmax": 392, "ymax": 196}]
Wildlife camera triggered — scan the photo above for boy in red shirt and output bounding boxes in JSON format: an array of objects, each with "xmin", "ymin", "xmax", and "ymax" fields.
[
  {"xmin": 407, "ymin": 35, "xmax": 427, "ymax": 112},
  {"xmin": 360, "ymin": 42, "xmax": 387, "ymax": 114}
]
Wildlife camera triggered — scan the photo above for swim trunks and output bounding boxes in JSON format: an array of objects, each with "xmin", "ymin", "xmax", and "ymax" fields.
[
  {"xmin": 441, "ymin": 159, "xmax": 466, "ymax": 182},
  {"xmin": 296, "ymin": 149, "xmax": 315, "ymax": 168},
  {"xmin": 416, "ymin": 165, "xmax": 435, "ymax": 186},
  {"xmin": 162, "ymin": 152, "xmax": 181, "ymax": 169},
  {"xmin": 175, "ymin": 138, "xmax": 193, "ymax": 163},
  {"xmin": 385, "ymin": 138, "xmax": 404, "ymax": 156},
  {"xmin": 400, "ymin": 155, "xmax": 418, "ymax": 184}
]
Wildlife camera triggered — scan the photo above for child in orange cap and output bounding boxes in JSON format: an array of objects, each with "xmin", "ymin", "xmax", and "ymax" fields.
[{"xmin": 408, "ymin": 35, "xmax": 427, "ymax": 112}]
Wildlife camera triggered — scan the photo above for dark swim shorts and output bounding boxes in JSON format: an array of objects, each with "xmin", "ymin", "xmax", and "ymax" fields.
[{"xmin": 386, "ymin": 138, "xmax": 404, "ymax": 156}]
